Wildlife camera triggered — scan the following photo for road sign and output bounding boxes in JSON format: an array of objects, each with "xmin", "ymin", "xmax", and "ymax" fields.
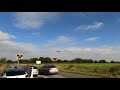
[
  {"xmin": 53, "ymin": 58, "xmax": 57, "ymax": 61},
  {"xmin": 16, "ymin": 54, "xmax": 23, "ymax": 60},
  {"xmin": 16, "ymin": 54, "xmax": 23, "ymax": 66}
]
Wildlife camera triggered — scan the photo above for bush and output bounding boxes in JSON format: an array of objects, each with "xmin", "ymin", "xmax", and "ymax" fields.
[
  {"xmin": 67, "ymin": 65, "xmax": 74, "ymax": 69},
  {"xmin": 0, "ymin": 65, "xmax": 6, "ymax": 75},
  {"xmin": 0, "ymin": 58, "xmax": 7, "ymax": 64},
  {"xmin": 5, "ymin": 64, "xmax": 12, "ymax": 69},
  {"xmin": 109, "ymin": 66, "xmax": 120, "ymax": 73}
]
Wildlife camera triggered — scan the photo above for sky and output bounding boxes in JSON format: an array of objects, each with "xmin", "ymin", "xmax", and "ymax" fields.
[{"xmin": 0, "ymin": 12, "xmax": 120, "ymax": 61}]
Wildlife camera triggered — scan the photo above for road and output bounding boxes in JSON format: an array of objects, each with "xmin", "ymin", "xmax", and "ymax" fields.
[
  {"xmin": 0, "ymin": 71, "xmax": 99, "ymax": 78},
  {"xmin": 37, "ymin": 71, "xmax": 99, "ymax": 78},
  {"xmin": 0, "ymin": 66, "xmax": 99, "ymax": 78}
]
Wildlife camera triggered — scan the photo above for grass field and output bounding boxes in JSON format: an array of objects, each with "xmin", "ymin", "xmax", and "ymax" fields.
[{"xmin": 55, "ymin": 63, "xmax": 120, "ymax": 78}]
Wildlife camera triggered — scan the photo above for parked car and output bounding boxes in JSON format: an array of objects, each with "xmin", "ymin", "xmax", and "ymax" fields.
[
  {"xmin": 29, "ymin": 66, "xmax": 39, "ymax": 77},
  {"xmin": 38, "ymin": 64, "xmax": 59, "ymax": 75},
  {"xmin": 1, "ymin": 68, "xmax": 29, "ymax": 78}
]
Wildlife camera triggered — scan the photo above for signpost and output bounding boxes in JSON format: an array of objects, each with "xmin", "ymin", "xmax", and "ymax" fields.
[
  {"xmin": 53, "ymin": 58, "xmax": 57, "ymax": 63},
  {"xmin": 16, "ymin": 54, "xmax": 23, "ymax": 66},
  {"xmin": 52, "ymin": 51, "xmax": 60, "ymax": 64}
]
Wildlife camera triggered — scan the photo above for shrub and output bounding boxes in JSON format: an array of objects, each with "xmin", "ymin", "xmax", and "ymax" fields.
[{"xmin": 109, "ymin": 66, "xmax": 120, "ymax": 73}]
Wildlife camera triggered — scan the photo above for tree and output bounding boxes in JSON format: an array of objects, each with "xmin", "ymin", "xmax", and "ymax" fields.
[
  {"xmin": 44, "ymin": 57, "xmax": 52, "ymax": 63},
  {"xmin": 29, "ymin": 58, "xmax": 39, "ymax": 63},
  {"xmin": 14, "ymin": 61, "xmax": 18, "ymax": 63},
  {"xmin": 57, "ymin": 59, "xmax": 62, "ymax": 63},
  {"xmin": 7, "ymin": 60, "xmax": 14, "ymax": 63},
  {"xmin": 99, "ymin": 60, "xmax": 106, "ymax": 63},
  {"xmin": 110, "ymin": 61, "xmax": 115, "ymax": 63},
  {"xmin": 88, "ymin": 59, "xmax": 93, "ymax": 63},
  {"xmin": 94, "ymin": 60, "xmax": 98, "ymax": 63},
  {"xmin": 62, "ymin": 60, "xmax": 70, "ymax": 63},
  {"xmin": 73, "ymin": 58, "xmax": 84, "ymax": 63},
  {"xmin": 0, "ymin": 58, "xmax": 7, "ymax": 63},
  {"xmin": 116, "ymin": 61, "xmax": 120, "ymax": 63},
  {"xmin": 39, "ymin": 57, "xmax": 45, "ymax": 63},
  {"xmin": 19, "ymin": 59, "xmax": 29, "ymax": 64}
]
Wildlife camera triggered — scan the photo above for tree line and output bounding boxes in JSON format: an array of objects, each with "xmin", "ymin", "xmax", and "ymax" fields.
[{"xmin": 0, "ymin": 57, "xmax": 120, "ymax": 64}]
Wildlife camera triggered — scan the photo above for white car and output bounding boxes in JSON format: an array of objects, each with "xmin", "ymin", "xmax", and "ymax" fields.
[
  {"xmin": 2, "ymin": 68, "xmax": 29, "ymax": 78},
  {"xmin": 29, "ymin": 66, "xmax": 39, "ymax": 77}
]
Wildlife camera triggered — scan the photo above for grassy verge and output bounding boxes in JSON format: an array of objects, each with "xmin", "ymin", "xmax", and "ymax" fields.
[
  {"xmin": 55, "ymin": 63, "xmax": 120, "ymax": 78},
  {"xmin": 0, "ymin": 64, "xmax": 13, "ymax": 75}
]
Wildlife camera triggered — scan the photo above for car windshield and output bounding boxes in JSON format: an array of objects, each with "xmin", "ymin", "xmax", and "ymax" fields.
[
  {"xmin": 31, "ymin": 66, "xmax": 37, "ymax": 69},
  {"xmin": 29, "ymin": 66, "xmax": 37, "ymax": 69},
  {"xmin": 6, "ymin": 70, "xmax": 26, "ymax": 76},
  {"xmin": 33, "ymin": 67, "xmax": 37, "ymax": 69}
]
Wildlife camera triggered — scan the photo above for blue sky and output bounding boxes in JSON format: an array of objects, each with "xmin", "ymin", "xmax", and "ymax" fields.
[{"xmin": 0, "ymin": 12, "xmax": 120, "ymax": 61}]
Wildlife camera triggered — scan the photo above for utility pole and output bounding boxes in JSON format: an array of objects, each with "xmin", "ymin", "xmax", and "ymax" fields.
[{"xmin": 18, "ymin": 58, "xmax": 19, "ymax": 66}]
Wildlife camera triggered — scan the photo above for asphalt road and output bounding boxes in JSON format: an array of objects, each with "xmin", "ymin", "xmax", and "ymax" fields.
[{"xmin": 37, "ymin": 71, "xmax": 99, "ymax": 78}]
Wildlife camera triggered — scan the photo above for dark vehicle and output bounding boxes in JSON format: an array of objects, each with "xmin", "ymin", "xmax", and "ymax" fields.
[{"xmin": 38, "ymin": 64, "xmax": 59, "ymax": 75}]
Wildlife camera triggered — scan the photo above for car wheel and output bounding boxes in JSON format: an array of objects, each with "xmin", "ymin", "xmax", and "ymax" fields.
[{"xmin": 56, "ymin": 72, "xmax": 58, "ymax": 74}]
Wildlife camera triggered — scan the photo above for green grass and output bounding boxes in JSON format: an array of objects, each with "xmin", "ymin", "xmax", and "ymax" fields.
[{"xmin": 55, "ymin": 63, "xmax": 120, "ymax": 78}]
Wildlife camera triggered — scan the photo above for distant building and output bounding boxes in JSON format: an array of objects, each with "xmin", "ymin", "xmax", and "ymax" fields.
[{"xmin": 36, "ymin": 61, "xmax": 41, "ymax": 64}]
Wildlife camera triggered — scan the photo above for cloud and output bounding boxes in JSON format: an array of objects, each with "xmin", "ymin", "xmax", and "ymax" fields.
[
  {"xmin": 1, "ymin": 31, "xmax": 120, "ymax": 61},
  {"xmin": 0, "ymin": 30, "xmax": 16, "ymax": 41},
  {"xmin": 1, "ymin": 30, "xmax": 120, "ymax": 61},
  {"xmin": 74, "ymin": 22, "xmax": 104, "ymax": 31},
  {"xmin": 37, "ymin": 45, "xmax": 120, "ymax": 61},
  {"xmin": 13, "ymin": 12, "xmax": 59, "ymax": 29},
  {"xmin": 45, "ymin": 35, "xmax": 74, "ymax": 47},
  {"xmin": 57, "ymin": 36, "xmax": 74, "ymax": 42},
  {"xmin": 0, "ymin": 40, "xmax": 40, "ymax": 60},
  {"xmin": 64, "ymin": 46, "xmax": 115, "ymax": 55},
  {"xmin": 22, "ymin": 32, "xmax": 41, "ymax": 38},
  {"xmin": 84, "ymin": 37, "xmax": 100, "ymax": 42},
  {"xmin": 32, "ymin": 32, "xmax": 40, "ymax": 35},
  {"xmin": 0, "ymin": 40, "xmax": 48, "ymax": 60},
  {"xmin": 57, "ymin": 46, "xmax": 120, "ymax": 61},
  {"xmin": 0, "ymin": 30, "xmax": 42, "ymax": 60}
]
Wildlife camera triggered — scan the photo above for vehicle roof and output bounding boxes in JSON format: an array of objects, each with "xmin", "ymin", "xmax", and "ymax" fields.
[{"xmin": 6, "ymin": 68, "xmax": 25, "ymax": 72}]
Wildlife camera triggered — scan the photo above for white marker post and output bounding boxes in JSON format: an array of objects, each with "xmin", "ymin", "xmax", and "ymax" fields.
[{"xmin": 18, "ymin": 58, "xmax": 20, "ymax": 66}]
